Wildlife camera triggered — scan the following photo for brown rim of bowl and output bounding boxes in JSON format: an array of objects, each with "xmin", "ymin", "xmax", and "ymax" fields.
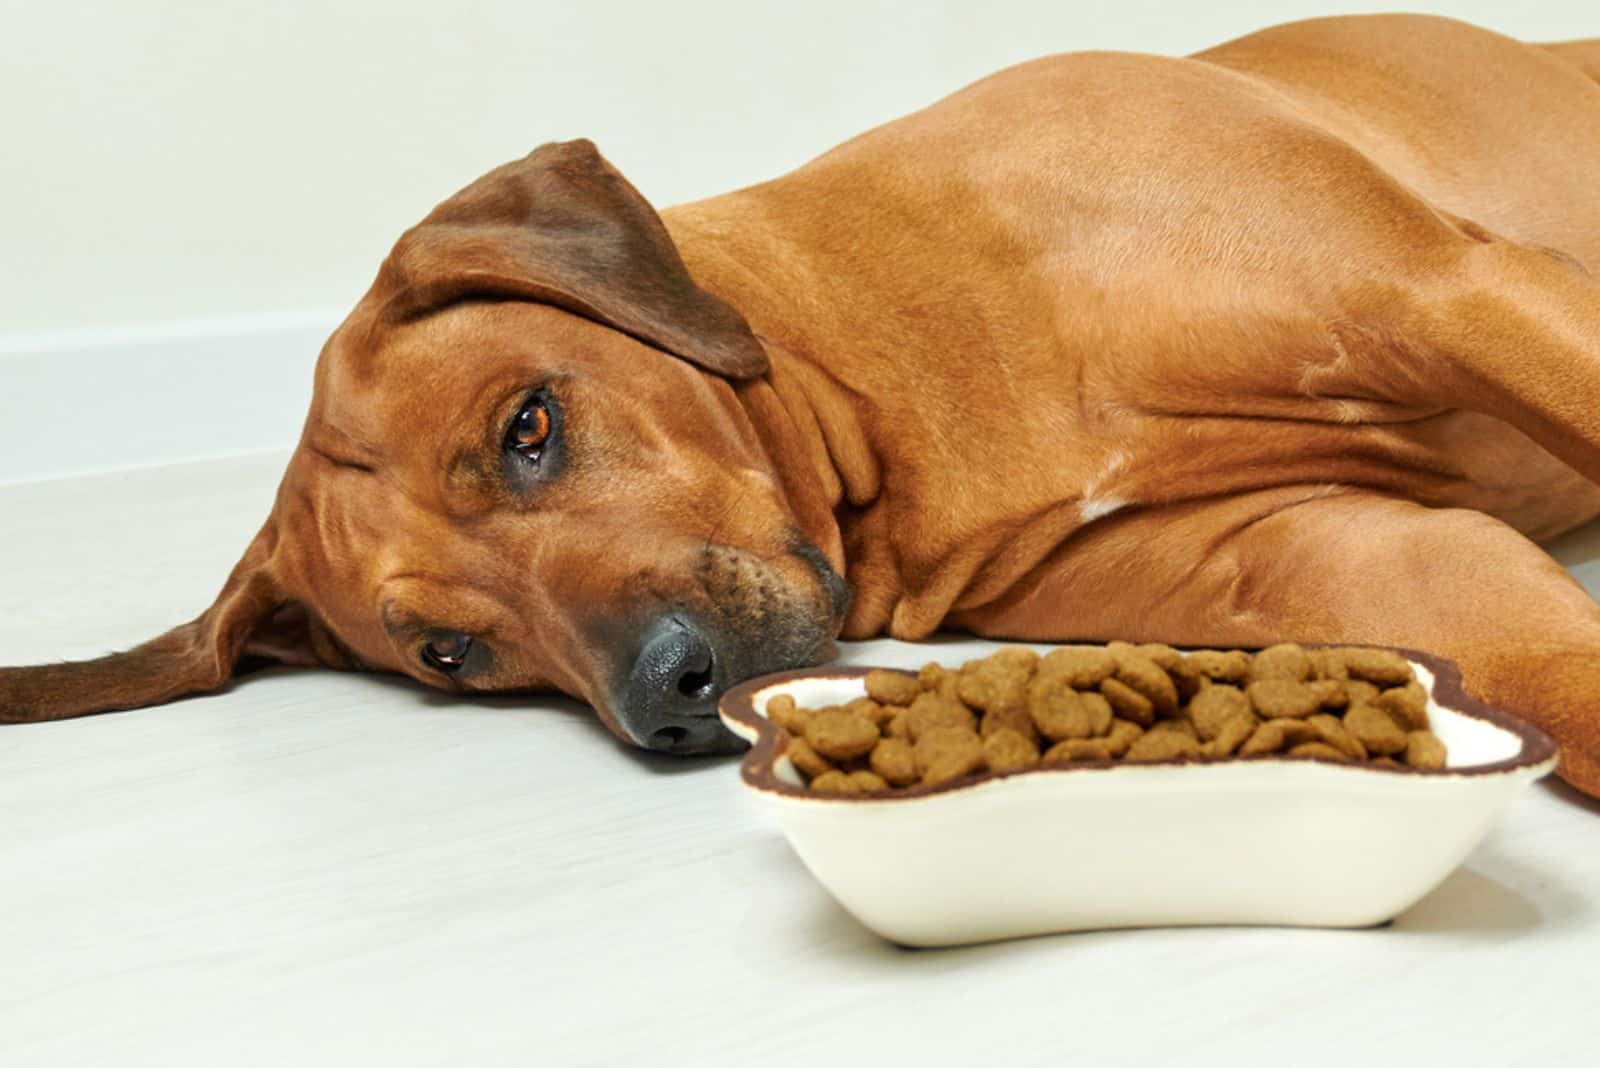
[{"xmin": 717, "ymin": 645, "xmax": 1560, "ymax": 803}]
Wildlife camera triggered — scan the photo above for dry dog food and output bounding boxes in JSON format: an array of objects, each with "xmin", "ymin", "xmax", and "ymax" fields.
[{"xmin": 769, "ymin": 643, "xmax": 1449, "ymax": 794}]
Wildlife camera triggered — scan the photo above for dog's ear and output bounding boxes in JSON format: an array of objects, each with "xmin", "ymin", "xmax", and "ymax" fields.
[
  {"xmin": 378, "ymin": 138, "xmax": 769, "ymax": 379},
  {"xmin": 0, "ymin": 523, "xmax": 342, "ymax": 724}
]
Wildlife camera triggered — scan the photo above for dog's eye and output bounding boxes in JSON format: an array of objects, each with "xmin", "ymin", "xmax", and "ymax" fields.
[
  {"xmin": 506, "ymin": 394, "xmax": 552, "ymax": 462},
  {"xmin": 421, "ymin": 633, "xmax": 473, "ymax": 673}
]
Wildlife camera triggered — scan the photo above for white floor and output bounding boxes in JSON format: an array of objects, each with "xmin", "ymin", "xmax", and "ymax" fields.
[{"xmin": 2, "ymin": 452, "xmax": 1598, "ymax": 1067}]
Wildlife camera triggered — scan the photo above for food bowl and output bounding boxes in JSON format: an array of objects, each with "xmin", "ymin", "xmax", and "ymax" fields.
[{"xmin": 718, "ymin": 648, "xmax": 1557, "ymax": 947}]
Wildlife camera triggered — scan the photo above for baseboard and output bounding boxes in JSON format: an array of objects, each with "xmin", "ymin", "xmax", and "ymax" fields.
[{"xmin": 0, "ymin": 309, "xmax": 343, "ymax": 486}]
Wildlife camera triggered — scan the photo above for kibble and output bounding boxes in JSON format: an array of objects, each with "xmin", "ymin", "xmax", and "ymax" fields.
[
  {"xmin": 772, "ymin": 643, "xmax": 1448, "ymax": 793},
  {"xmin": 804, "ymin": 707, "xmax": 880, "ymax": 761}
]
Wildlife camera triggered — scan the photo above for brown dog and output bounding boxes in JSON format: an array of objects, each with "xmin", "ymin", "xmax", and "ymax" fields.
[{"xmin": 6, "ymin": 14, "xmax": 1600, "ymax": 793}]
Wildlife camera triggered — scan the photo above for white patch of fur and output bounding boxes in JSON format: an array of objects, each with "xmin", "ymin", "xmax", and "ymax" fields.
[
  {"xmin": 1330, "ymin": 398, "xmax": 1368, "ymax": 423},
  {"xmin": 1082, "ymin": 448, "xmax": 1130, "ymax": 496},
  {"xmin": 1078, "ymin": 448, "xmax": 1132, "ymax": 525},
  {"xmin": 1079, "ymin": 494, "xmax": 1126, "ymax": 523}
]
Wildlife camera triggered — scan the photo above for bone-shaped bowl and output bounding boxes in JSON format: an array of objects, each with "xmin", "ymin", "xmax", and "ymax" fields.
[{"xmin": 718, "ymin": 648, "xmax": 1557, "ymax": 947}]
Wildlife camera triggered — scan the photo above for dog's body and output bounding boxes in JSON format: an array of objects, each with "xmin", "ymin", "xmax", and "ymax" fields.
[
  {"xmin": 8, "ymin": 15, "xmax": 1600, "ymax": 794},
  {"xmin": 665, "ymin": 15, "xmax": 1600, "ymax": 625}
]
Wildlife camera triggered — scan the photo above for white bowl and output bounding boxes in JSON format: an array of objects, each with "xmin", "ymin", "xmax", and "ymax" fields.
[{"xmin": 718, "ymin": 648, "xmax": 1557, "ymax": 947}]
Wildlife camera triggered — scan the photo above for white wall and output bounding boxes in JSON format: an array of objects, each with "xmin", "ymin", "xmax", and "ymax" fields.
[{"xmin": 0, "ymin": 0, "xmax": 1594, "ymax": 480}]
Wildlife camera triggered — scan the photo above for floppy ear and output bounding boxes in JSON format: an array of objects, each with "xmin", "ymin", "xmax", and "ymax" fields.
[
  {"xmin": 0, "ymin": 524, "xmax": 341, "ymax": 724},
  {"xmin": 378, "ymin": 138, "xmax": 769, "ymax": 379}
]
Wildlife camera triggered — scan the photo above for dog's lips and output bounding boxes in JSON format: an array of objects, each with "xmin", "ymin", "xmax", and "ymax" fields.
[{"xmin": 790, "ymin": 539, "xmax": 853, "ymax": 632}]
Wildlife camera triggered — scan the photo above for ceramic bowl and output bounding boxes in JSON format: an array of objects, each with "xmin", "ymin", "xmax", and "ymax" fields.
[{"xmin": 718, "ymin": 648, "xmax": 1557, "ymax": 947}]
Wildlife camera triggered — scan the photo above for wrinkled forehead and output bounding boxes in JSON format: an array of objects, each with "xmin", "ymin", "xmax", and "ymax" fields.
[
  {"xmin": 311, "ymin": 308, "xmax": 493, "ymax": 457},
  {"xmin": 268, "ymin": 450, "xmax": 417, "ymax": 666},
  {"xmin": 313, "ymin": 299, "xmax": 635, "ymax": 463}
]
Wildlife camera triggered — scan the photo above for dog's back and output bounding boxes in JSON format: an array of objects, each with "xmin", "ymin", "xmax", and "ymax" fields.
[
  {"xmin": 1198, "ymin": 15, "xmax": 1600, "ymax": 266},
  {"xmin": 1544, "ymin": 38, "xmax": 1600, "ymax": 87}
]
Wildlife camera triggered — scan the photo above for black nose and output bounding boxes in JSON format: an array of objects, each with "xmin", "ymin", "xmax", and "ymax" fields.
[{"xmin": 618, "ymin": 616, "xmax": 746, "ymax": 755}]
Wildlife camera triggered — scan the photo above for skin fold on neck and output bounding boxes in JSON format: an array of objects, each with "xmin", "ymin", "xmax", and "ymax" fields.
[{"xmin": 663, "ymin": 186, "xmax": 1109, "ymax": 642}]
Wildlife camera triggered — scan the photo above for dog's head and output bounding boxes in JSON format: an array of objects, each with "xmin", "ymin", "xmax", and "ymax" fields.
[{"xmin": 0, "ymin": 140, "xmax": 849, "ymax": 754}]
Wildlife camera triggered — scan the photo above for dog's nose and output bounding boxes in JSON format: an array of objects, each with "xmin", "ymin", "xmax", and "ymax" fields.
[{"xmin": 619, "ymin": 616, "xmax": 746, "ymax": 755}]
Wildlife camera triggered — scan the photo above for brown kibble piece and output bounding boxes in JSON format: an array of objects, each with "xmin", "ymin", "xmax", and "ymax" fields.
[
  {"xmin": 1308, "ymin": 713, "xmax": 1367, "ymax": 760},
  {"xmin": 1079, "ymin": 692, "xmax": 1115, "ymax": 735},
  {"xmin": 1310, "ymin": 648, "xmax": 1350, "ymax": 681},
  {"xmin": 1148, "ymin": 717, "xmax": 1199, "ymax": 741},
  {"xmin": 847, "ymin": 770, "xmax": 890, "ymax": 792},
  {"xmin": 1104, "ymin": 718, "xmax": 1145, "ymax": 757},
  {"xmin": 958, "ymin": 668, "xmax": 1030, "ymax": 717},
  {"xmin": 983, "ymin": 728, "xmax": 1041, "ymax": 773},
  {"xmin": 767, "ymin": 693, "xmax": 812, "ymax": 735},
  {"xmin": 914, "ymin": 726, "xmax": 985, "ymax": 784},
  {"xmin": 809, "ymin": 770, "xmax": 856, "ymax": 794},
  {"xmin": 1169, "ymin": 665, "xmax": 1206, "ymax": 702},
  {"xmin": 1031, "ymin": 686, "xmax": 1113, "ymax": 741},
  {"xmin": 1182, "ymin": 649, "xmax": 1252, "ymax": 682},
  {"xmin": 1311, "ymin": 679, "xmax": 1349, "ymax": 709},
  {"xmin": 1135, "ymin": 643, "xmax": 1183, "ymax": 671},
  {"xmin": 980, "ymin": 703, "xmax": 1041, "ymax": 746},
  {"xmin": 1240, "ymin": 721, "xmax": 1287, "ymax": 755},
  {"xmin": 786, "ymin": 736, "xmax": 835, "ymax": 779},
  {"xmin": 869, "ymin": 737, "xmax": 919, "ymax": 786},
  {"xmin": 865, "ymin": 669, "xmax": 922, "ymax": 707},
  {"xmin": 1405, "ymin": 731, "xmax": 1448, "ymax": 769},
  {"xmin": 1113, "ymin": 655, "xmax": 1179, "ymax": 716},
  {"xmin": 804, "ymin": 708, "xmax": 881, "ymax": 761},
  {"xmin": 1267, "ymin": 718, "xmax": 1317, "ymax": 746},
  {"xmin": 1288, "ymin": 742, "xmax": 1350, "ymax": 761},
  {"xmin": 1247, "ymin": 679, "xmax": 1323, "ymax": 719},
  {"xmin": 1240, "ymin": 718, "xmax": 1315, "ymax": 755},
  {"xmin": 1042, "ymin": 738, "xmax": 1113, "ymax": 764},
  {"xmin": 1341, "ymin": 648, "xmax": 1414, "ymax": 686},
  {"xmin": 1036, "ymin": 646, "xmax": 1117, "ymax": 688},
  {"xmin": 905, "ymin": 692, "xmax": 977, "ymax": 741},
  {"xmin": 1345, "ymin": 702, "xmax": 1409, "ymax": 756},
  {"xmin": 1099, "ymin": 677, "xmax": 1155, "ymax": 726},
  {"xmin": 846, "ymin": 696, "xmax": 894, "ymax": 728},
  {"xmin": 1250, "ymin": 643, "xmax": 1313, "ymax": 683},
  {"xmin": 918, "ymin": 662, "xmax": 965, "ymax": 703},
  {"xmin": 987, "ymin": 647, "xmax": 1041, "ymax": 675},
  {"xmin": 1343, "ymin": 680, "xmax": 1380, "ymax": 706},
  {"xmin": 1377, "ymin": 681, "xmax": 1430, "ymax": 731},
  {"xmin": 1124, "ymin": 729, "xmax": 1200, "ymax": 762},
  {"xmin": 1203, "ymin": 714, "xmax": 1256, "ymax": 757},
  {"xmin": 1188, "ymin": 684, "xmax": 1252, "ymax": 742}
]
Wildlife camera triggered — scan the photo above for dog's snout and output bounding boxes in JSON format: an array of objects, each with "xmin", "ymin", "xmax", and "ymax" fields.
[{"xmin": 619, "ymin": 616, "xmax": 746, "ymax": 755}]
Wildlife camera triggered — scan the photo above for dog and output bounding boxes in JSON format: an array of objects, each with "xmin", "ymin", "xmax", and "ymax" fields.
[{"xmin": 5, "ymin": 14, "xmax": 1600, "ymax": 796}]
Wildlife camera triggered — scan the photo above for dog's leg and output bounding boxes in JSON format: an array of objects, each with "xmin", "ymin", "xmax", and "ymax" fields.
[
  {"xmin": 1396, "ymin": 236, "xmax": 1600, "ymax": 483},
  {"xmin": 951, "ymin": 488, "xmax": 1600, "ymax": 796}
]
